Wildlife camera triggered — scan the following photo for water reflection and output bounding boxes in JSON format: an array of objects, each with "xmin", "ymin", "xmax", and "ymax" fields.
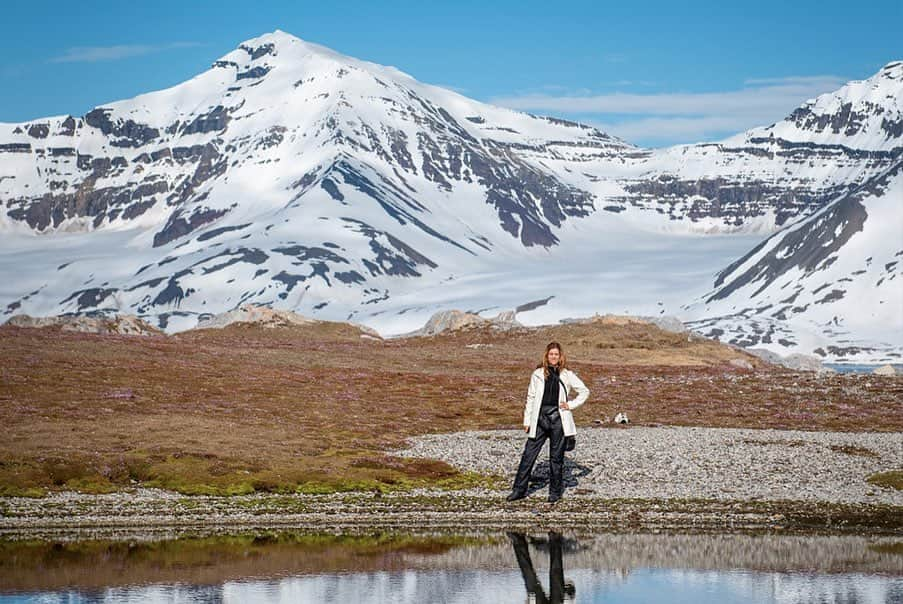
[
  {"xmin": 1, "ymin": 532, "xmax": 901, "ymax": 603},
  {"xmin": 509, "ymin": 532, "xmax": 575, "ymax": 603}
]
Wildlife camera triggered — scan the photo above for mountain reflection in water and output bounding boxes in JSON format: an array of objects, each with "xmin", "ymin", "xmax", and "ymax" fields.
[{"xmin": 1, "ymin": 531, "xmax": 901, "ymax": 603}]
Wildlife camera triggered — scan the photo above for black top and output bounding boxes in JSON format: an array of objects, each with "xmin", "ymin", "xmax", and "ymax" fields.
[{"xmin": 540, "ymin": 366, "xmax": 561, "ymax": 409}]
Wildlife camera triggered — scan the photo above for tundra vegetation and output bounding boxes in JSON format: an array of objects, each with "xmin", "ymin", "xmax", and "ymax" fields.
[{"xmin": 1, "ymin": 318, "xmax": 900, "ymax": 496}]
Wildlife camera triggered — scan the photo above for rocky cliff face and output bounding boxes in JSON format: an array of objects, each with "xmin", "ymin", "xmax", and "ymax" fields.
[{"xmin": 0, "ymin": 30, "xmax": 900, "ymax": 360}]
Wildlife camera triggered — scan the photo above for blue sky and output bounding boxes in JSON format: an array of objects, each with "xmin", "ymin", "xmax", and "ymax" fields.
[{"xmin": 1, "ymin": 0, "xmax": 900, "ymax": 147}]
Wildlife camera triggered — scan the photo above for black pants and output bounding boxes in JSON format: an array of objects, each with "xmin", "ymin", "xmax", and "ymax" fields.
[{"xmin": 512, "ymin": 406, "xmax": 566, "ymax": 497}]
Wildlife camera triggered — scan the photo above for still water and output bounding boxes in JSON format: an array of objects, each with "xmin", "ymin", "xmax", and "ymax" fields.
[
  {"xmin": 824, "ymin": 363, "xmax": 903, "ymax": 374},
  {"xmin": 1, "ymin": 532, "xmax": 901, "ymax": 603}
]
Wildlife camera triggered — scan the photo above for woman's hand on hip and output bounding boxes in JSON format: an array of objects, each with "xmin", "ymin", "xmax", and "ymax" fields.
[{"xmin": 559, "ymin": 401, "xmax": 570, "ymax": 410}]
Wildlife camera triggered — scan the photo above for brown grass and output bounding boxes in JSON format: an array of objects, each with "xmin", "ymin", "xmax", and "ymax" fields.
[
  {"xmin": 829, "ymin": 444, "xmax": 881, "ymax": 458},
  {"xmin": 1, "ymin": 319, "xmax": 901, "ymax": 495},
  {"xmin": 867, "ymin": 470, "xmax": 903, "ymax": 491}
]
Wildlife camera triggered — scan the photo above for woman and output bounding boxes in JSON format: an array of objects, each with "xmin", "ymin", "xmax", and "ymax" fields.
[{"xmin": 507, "ymin": 342, "xmax": 589, "ymax": 503}]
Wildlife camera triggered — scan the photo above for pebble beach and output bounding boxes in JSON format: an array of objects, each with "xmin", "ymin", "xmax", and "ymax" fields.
[
  {"xmin": 398, "ymin": 426, "xmax": 903, "ymax": 505},
  {"xmin": 2, "ymin": 426, "xmax": 901, "ymax": 541}
]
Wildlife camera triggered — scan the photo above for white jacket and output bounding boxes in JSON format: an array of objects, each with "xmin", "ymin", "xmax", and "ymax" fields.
[{"xmin": 523, "ymin": 367, "xmax": 590, "ymax": 439}]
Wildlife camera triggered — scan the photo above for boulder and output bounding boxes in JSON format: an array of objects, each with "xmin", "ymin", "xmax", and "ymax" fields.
[
  {"xmin": 747, "ymin": 348, "xmax": 832, "ymax": 373},
  {"xmin": 873, "ymin": 364, "xmax": 898, "ymax": 376},
  {"xmin": 6, "ymin": 313, "xmax": 161, "ymax": 336},
  {"xmin": 561, "ymin": 313, "xmax": 689, "ymax": 334},
  {"xmin": 195, "ymin": 304, "xmax": 383, "ymax": 338},
  {"xmin": 729, "ymin": 358, "xmax": 754, "ymax": 370},
  {"xmin": 195, "ymin": 304, "xmax": 317, "ymax": 329},
  {"xmin": 637, "ymin": 315, "xmax": 689, "ymax": 334},
  {"xmin": 747, "ymin": 348, "xmax": 783, "ymax": 365},
  {"xmin": 417, "ymin": 309, "xmax": 489, "ymax": 336},
  {"xmin": 493, "ymin": 310, "xmax": 520, "ymax": 327},
  {"xmin": 412, "ymin": 309, "xmax": 522, "ymax": 337},
  {"xmin": 783, "ymin": 353, "xmax": 832, "ymax": 373}
]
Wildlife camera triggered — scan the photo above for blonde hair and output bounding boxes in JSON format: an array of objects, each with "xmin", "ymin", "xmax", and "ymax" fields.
[{"xmin": 538, "ymin": 341, "xmax": 567, "ymax": 378}]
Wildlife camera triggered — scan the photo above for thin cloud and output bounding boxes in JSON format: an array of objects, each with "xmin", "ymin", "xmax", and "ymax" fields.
[
  {"xmin": 49, "ymin": 41, "xmax": 202, "ymax": 63},
  {"xmin": 489, "ymin": 75, "xmax": 848, "ymax": 146},
  {"xmin": 591, "ymin": 116, "xmax": 753, "ymax": 142},
  {"xmin": 490, "ymin": 78, "xmax": 847, "ymax": 116},
  {"xmin": 743, "ymin": 75, "xmax": 849, "ymax": 86},
  {"xmin": 612, "ymin": 80, "xmax": 655, "ymax": 87}
]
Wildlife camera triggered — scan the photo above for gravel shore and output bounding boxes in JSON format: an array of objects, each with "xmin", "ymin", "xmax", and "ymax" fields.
[
  {"xmin": 398, "ymin": 426, "xmax": 903, "ymax": 505},
  {"xmin": 1, "ymin": 427, "xmax": 900, "ymax": 541}
]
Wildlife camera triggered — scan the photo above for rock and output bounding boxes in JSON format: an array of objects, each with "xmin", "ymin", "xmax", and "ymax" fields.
[
  {"xmin": 561, "ymin": 313, "xmax": 689, "ymax": 334},
  {"xmin": 195, "ymin": 304, "xmax": 317, "ymax": 329},
  {"xmin": 873, "ymin": 364, "xmax": 898, "ymax": 376},
  {"xmin": 747, "ymin": 348, "xmax": 783, "ymax": 365},
  {"xmin": 353, "ymin": 323, "xmax": 383, "ymax": 339},
  {"xmin": 6, "ymin": 313, "xmax": 161, "ymax": 336},
  {"xmin": 747, "ymin": 348, "xmax": 832, "ymax": 373},
  {"xmin": 194, "ymin": 304, "xmax": 382, "ymax": 338},
  {"xmin": 729, "ymin": 358, "xmax": 754, "ymax": 370},
  {"xmin": 783, "ymin": 353, "xmax": 832, "ymax": 373},
  {"xmin": 418, "ymin": 310, "xmax": 489, "ymax": 336},
  {"xmin": 491, "ymin": 310, "xmax": 520, "ymax": 328},
  {"xmin": 563, "ymin": 314, "xmax": 631, "ymax": 326},
  {"xmin": 107, "ymin": 315, "xmax": 161, "ymax": 335},
  {"xmin": 637, "ymin": 315, "xmax": 689, "ymax": 334},
  {"xmin": 412, "ymin": 309, "xmax": 522, "ymax": 337}
]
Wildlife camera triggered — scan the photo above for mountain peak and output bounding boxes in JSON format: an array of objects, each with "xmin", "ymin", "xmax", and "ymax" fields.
[
  {"xmin": 235, "ymin": 29, "xmax": 340, "ymax": 60},
  {"xmin": 215, "ymin": 29, "xmax": 415, "ymax": 86},
  {"xmin": 721, "ymin": 61, "xmax": 903, "ymax": 151},
  {"xmin": 1, "ymin": 36, "xmax": 900, "ymax": 360}
]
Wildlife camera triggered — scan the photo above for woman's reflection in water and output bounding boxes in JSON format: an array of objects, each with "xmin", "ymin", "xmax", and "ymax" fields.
[{"xmin": 508, "ymin": 532, "xmax": 576, "ymax": 603}]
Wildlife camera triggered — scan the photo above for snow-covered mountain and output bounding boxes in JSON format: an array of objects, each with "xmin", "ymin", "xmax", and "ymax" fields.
[
  {"xmin": 0, "ymin": 30, "xmax": 629, "ymax": 332},
  {"xmin": 617, "ymin": 60, "xmax": 903, "ymax": 233},
  {"xmin": 686, "ymin": 158, "xmax": 902, "ymax": 361},
  {"xmin": 0, "ymin": 31, "xmax": 900, "ymax": 361}
]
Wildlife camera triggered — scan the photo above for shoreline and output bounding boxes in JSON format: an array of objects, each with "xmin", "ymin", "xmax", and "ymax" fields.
[
  {"xmin": 2, "ymin": 425, "xmax": 901, "ymax": 541},
  {"xmin": 2, "ymin": 488, "xmax": 901, "ymax": 542}
]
